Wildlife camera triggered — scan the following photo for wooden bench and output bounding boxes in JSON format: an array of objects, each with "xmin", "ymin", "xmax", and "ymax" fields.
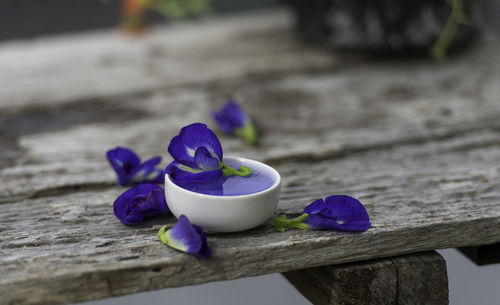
[{"xmin": 1, "ymin": 10, "xmax": 499, "ymax": 305}]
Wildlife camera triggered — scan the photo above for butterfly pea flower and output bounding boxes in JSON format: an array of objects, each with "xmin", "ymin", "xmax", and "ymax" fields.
[
  {"xmin": 273, "ymin": 195, "xmax": 371, "ymax": 233},
  {"xmin": 213, "ymin": 99, "xmax": 257, "ymax": 146},
  {"xmin": 114, "ymin": 184, "xmax": 170, "ymax": 226},
  {"xmin": 165, "ymin": 123, "xmax": 252, "ymax": 183},
  {"xmin": 158, "ymin": 215, "xmax": 211, "ymax": 258},
  {"xmin": 107, "ymin": 146, "xmax": 164, "ymax": 186}
]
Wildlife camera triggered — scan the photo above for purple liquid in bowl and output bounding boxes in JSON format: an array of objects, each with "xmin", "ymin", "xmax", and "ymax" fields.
[{"xmin": 173, "ymin": 159, "xmax": 275, "ymax": 196}]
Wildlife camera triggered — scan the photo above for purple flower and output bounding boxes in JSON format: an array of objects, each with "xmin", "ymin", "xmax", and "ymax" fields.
[
  {"xmin": 273, "ymin": 195, "xmax": 371, "ymax": 233},
  {"xmin": 113, "ymin": 184, "xmax": 170, "ymax": 226},
  {"xmin": 165, "ymin": 123, "xmax": 252, "ymax": 183},
  {"xmin": 303, "ymin": 195, "xmax": 371, "ymax": 231},
  {"xmin": 213, "ymin": 99, "xmax": 257, "ymax": 146},
  {"xmin": 165, "ymin": 123, "xmax": 223, "ymax": 183},
  {"xmin": 106, "ymin": 146, "xmax": 164, "ymax": 186},
  {"xmin": 158, "ymin": 215, "xmax": 211, "ymax": 258}
]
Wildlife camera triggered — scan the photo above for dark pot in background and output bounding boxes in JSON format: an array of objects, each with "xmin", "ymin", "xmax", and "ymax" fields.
[{"xmin": 283, "ymin": 0, "xmax": 478, "ymax": 54}]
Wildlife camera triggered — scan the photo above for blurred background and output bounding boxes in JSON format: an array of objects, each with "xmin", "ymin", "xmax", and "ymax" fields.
[
  {"xmin": 1, "ymin": 0, "xmax": 499, "ymax": 304},
  {"xmin": 0, "ymin": 0, "xmax": 274, "ymax": 41}
]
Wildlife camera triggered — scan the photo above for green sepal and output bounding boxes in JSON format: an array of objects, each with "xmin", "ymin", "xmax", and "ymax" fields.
[
  {"xmin": 220, "ymin": 161, "xmax": 252, "ymax": 177},
  {"xmin": 273, "ymin": 213, "xmax": 310, "ymax": 232},
  {"xmin": 158, "ymin": 225, "xmax": 169, "ymax": 244},
  {"xmin": 234, "ymin": 121, "xmax": 258, "ymax": 146}
]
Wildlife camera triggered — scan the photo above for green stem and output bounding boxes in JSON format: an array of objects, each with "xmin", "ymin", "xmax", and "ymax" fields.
[
  {"xmin": 273, "ymin": 213, "xmax": 310, "ymax": 232},
  {"xmin": 431, "ymin": 0, "xmax": 469, "ymax": 61},
  {"xmin": 221, "ymin": 161, "xmax": 252, "ymax": 177},
  {"xmin": 234, "ymin": 122, "xmax": 258, "ymax": 146}
]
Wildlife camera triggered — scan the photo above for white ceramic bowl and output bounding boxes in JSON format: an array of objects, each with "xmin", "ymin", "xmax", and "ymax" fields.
[{"xmin": 165, "ymin": 156, "xmax": 281, "ymax": 233}]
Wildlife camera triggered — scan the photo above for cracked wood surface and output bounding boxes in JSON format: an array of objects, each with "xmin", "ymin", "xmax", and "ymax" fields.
[{"xmin": 1, "ymin": 10, "xmax": 500, "ymax": 305}]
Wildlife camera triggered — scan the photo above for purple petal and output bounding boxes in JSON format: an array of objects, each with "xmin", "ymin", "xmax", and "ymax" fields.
[
  {"xmin": 113, "ymin": 184, "xmax": 169, "ymax": 226},
  {"xmin": 132, "ymin": 156, "xmax": 165, "ymax": 184},
  {"xmin": 141, "ymin": 156, "xmax": 162, "ymax": 169},
  {"xmin": 213, "ymin": 112, "xmax": 234, "ymax": 134},
  {"xmin": 179, "ymin": 123, "xmax": 223, "ymax": 160},
  {"xmin": 304, "ymin": 214, "xmax": 339, "ymax": 230},
  {"xmin": 212, "ymin": 99, "xmax": 247, "ymax": 133},
  {"xmin": 168, "ymin": 134, "xmax": 198, "ymax": 168},
  {"xmin": 136, "ymin": 187, "xmax": 169, "ymax": 215},
  {"xmin": 324, "ymin": 195, "xmax": 370, "ymax": 224},
  {"xmin": 106, "ymin": 147, "xmax": 164, "ymax": 186},
  {"xmin": 303, "ymin": 198, "xmax": 325, "ymax": 215},
  {"xmin": 167, "ymin": 215, "xmax": 211, "ymax": 258},
  {"xmin": 304, "ymin": 195, "xmax": 371, "ymax": 232},
  {"xmin": 316, "ymin": 207, "xmax": 337, "ymax": 219},
  {"xmin": 106, "ymin": 147, "xmax": 141, "ymax": 186},
  {"xmin": 166, "ymin": 123, "xmax": 224, "ymax": 184},
  {"xmin": 307, "ymin": 215, "xmax": 371, "ymax": 231},
  {"xmin": 121, "ymin": 210, "xmax": 143, "ymax": 225},
  {"xmin": 165, "ymin": 161, "xmax": 223, "ymax": 184},
  {"xmin": 142, "ymin": 168, "xmax": 165, "ymax": 184},
  {"xmin": 193, "ymin": 224, "xmax": 212, "ymax": 258},
  {"xmin": 194, "ymin": 147, "xmax": 221, "ymax": 170}
]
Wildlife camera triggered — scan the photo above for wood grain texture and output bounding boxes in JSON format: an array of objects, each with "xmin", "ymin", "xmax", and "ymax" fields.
[
  {"xmin": 284, "ymin": 251, "xmax": 448, "ymax": 305},
  {"xmin": 1, "ymin": 128, "xmax": 500, "ymax": 305},
  {"xmin": 1, "ymin": 9, "xmax": 500, "ymax": 305}
]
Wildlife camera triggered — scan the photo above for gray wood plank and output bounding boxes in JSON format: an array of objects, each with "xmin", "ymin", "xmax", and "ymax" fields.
[
  {"xmin": 1, "ymin": 128, "xmax": 500, "ymax": 304},
  {"xmin": 2, "ymin": 36, "xmax": 500, "ymax": 202},
  {"xmin": 284, "ymin": 251, "xmax": 448, "ymax": 305}
]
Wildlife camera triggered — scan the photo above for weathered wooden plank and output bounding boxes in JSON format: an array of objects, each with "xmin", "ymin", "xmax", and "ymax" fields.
[
  {"xmin": 2, "ymin": 37, "xmax": 500, "ymax": 202},
  {"xmin": 1, "ymin": 127, "xmax": 500, "ymax": 305},
  {"xmin": 284, "ymin": 251, "xmax": 448, "ymax": 305},
  {"xmin": 395, "ymin": 252, "xmax": 448, "ymax": 304}
]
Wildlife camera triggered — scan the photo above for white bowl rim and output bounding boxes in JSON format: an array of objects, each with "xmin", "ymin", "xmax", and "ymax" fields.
[{"xmin": 165, "ymin": 156, "xmax": 281, "ymax": 200}]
